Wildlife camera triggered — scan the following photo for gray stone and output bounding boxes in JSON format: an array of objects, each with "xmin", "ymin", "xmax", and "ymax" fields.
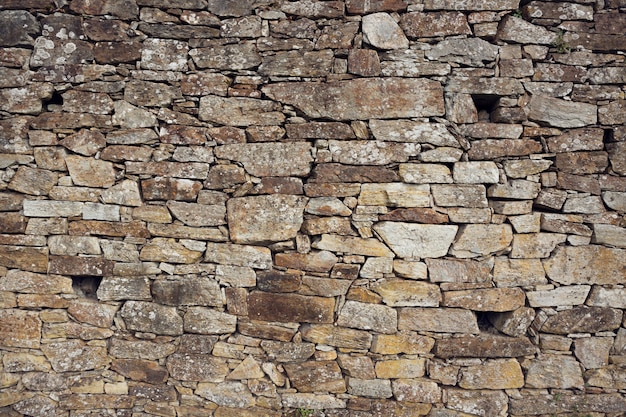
[
  {"xmin": 426, "ymin": 38, "xmax": 499, "ymax": 67},
  {"xmin": 527, "ymin": 95, "xmax": 597, "ymax": 128},
  {"xmin": 184, "ymin": 307, "xmax": 237, "ymax": 334},
  {"xmin": 259, "ymin": 50, "xmax": 334, "ymax": 77},
  {"xmin": 592, "ymin": 224, "xmax": 626, "ymax": 248},
  {"xmin": 190, "ymin": 43, "xmax": 261, "ymax": 70},
  {"xmin": 524, "ymin": 354, "xmax": 584, "ymax": 389},
  {"xmin": 120, "ymin": 301, "xmax": 183, "ymax": 336},
  {"xmin": 399, "ymin": 163, "xmax": 453, "ymax": 184},
  {"xmin": 362, "ymin": 12, "xmax": 409, "ymax": 50},
  {"xmin": 527, "ymin": 285, "xmax": 590, "ymax": 307},
  {"xmin": 329, "ymin": 140, "xmax": 420, "ymax": 165},
  {"xmin": 42, "ymin": 340, "xmax": 108, "ymax": 372},
  {"xmin": 337, "ymin": 300, "xmax": 398, "ymax": 334},
  {"xmin": 498, "ymin": 15, "xmax": 558, "ymax": 44},
  {"xmin": 432, "ymin": 184, "xmax": 488, "ymax": 208},
  {"xmin": 369, "ymin": 120, "xmax": 459, "ymax": 146},
  {"xmin": 347, "ymin": 378, "xmax": 393, "ymax": 399},
  {"xmin": 112, "ymin": 101, "xmax": 158, "ymax": 128},
  {"xmin": 141, "ymin": 38, "xmax": 188, "ymax": 71},
  {"xmin": 398, "ymin": 308, "xmax": 479, "ymax": 334},
  {"xmin": 167, "ymin": 353, "xmax": 229, "ymax": 382},
  {"xmin": 450, "ymin": 224, "xmax": 512, "ymax": 258},
  {"xmin": 574, "ymin": 337, "xmax": 613, "ymax": 369},
  {"xmin": 215, "ymin": 142, "xmax": 312, "ymax": 177},
  {"xmin": 373, "ymin": 222, "xmax": 458, "ymax": 259},
  {"xmin": 227, "ymin": 195, "xmax": 307, "ymax": 244},
  {"xmin": 199, "ymin": 95, "xmax": 284, "ymax": 126}
]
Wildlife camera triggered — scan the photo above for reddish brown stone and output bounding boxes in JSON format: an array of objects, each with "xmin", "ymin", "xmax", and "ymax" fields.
[
  {"xmin": 348, "ymin": 49, "xmax": 381, "ymax": 77},
  {"xmin": 310, "ymin": 163, "xmax": 400, "ymax": 183},
  {"xmin": 564, "ymin": 32, "xmax": 626, "ymax": 52},
  {"xmin": 238, "ymin": 321, "xmax": 297, "ymax": 342},
  {"xmin": 159, "ymin": 125, "xmax": 208, "ymax": 145},
  {"xmin": 379, "ymin": 208, "xmax": 449, "ymax": 224},
  {"xmin": 555, "ymin": 151, "xmax": 609, "ymax": 175},
  {"xmin": 557, "ymin": 172, "xmax": 601, "ymax": 195},
  {"xmin": 401, "ymin": 12, "xmax": 471, "ymax": 38},
  {"xmin": 248, "ymin": 292, "xmax": 335, "ymax": 324},
  {"xmin": 303, "ymin": 183, "xmax": 361, "ymax": 197},
  {"xmin": 49, "ymin": 255, "xmax": 114, "ymax": 276},
  {"xmin": 251, "ymin": 177, "xmax": 303, "ymax": 195},
  {"xmin": 111, "ymin": 359, "xmax": 169, "ymax": 384},
  {"xmin": 0, "ymin": 212, "xmax": 27, "ymax": 234},
  {"xmin": 30, "ymin": 112, "xmax": 112, "ymax": 130}
]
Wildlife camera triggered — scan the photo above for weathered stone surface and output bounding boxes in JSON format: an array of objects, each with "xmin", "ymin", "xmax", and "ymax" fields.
[
  {"xmin": 459, "ymin": 359, "xmax": 524, "ymax": 389},
  {"xmin": 330, "ymin": 140, "xmax": 419, "ymax": 165},
  {"xmin": 205, "ymin": 243, "xmax": 272, "ymax": 269},
  {"xmin": 445, "ymin": 389, "xmax": 508, "ymax": 417},
  {"xmin": 167, "ymin": 353, "xmax": 229, "ymax": 382},
  {"xmin": 153, "ymin": 277, "xmax": 221, "ymax": 307},
  {"xmin": 399, "ymin": 308, "xmax": 479, "ymax": 334},
  {"xmin": 453, "ymin": 162, "xmax": 499, "ymax": 184},
  {"xmin": 8, "ymin": 166, "xmax": 57, "ymax": 196},
  {"xmin": 511, "ymin": 393, "xmax": 626, "ymax": 415},
  {"xmin": 392, "ymin": 379, "xmax": 441, "ymax": 403},
  {"xmin": 427, "ymin": 258, "xmax": 493, "ymax": 284},
  {"xmin": 0, "ymin": 309, "xmax": 41, "ymax": 348},
  {"xmin": 524, "ymin": 354, "xmax": 584, "ymax": 389},
  {"xmin": 42, "ymin": 340, "xmax": 108, "ymax": 372},
  {"xmin": 111, "ymin": 359, "xmax": 168, "ymax": 384},
  {"xmin": 120, "ymin": 301, "xmax": 183, "ymax": 336},
  {"xmin": 468, "ymin": 139, "xmax": 542, "ymax": 160},
  {"xmin": 359, "ymin": 183, "xmax": 430, "ymax": 207},
  {"xmin": 199, "ymin": 95, "xmax": 283, "ymax": 126},
  {"xmin": 488, "ymin": 307, "xmax": 535, "ymax": 337},
  {"xmin": 347, "ymin": 378, "xmax": 393, "ymax": 399},
  {"xmin": 510, "ymin": 233, "xmax": 567, "ymax": 259},
  {"xmin": 65, "ymin": 155, "xmax": 115, "ymax": 188},
  {"xmin": 227, "ymin": 195, "xmax": 307, "ymax": 244},
  {"xmin": 263, "ymin": 78, "xmax": 444, "ymax": 120},
  {"xmin": 140, "ymin": 238, "xmax": 203, "ymax": 264},
  {"xmin": 372, "ymin": 280, "xmax": 441, "ymax": 307},
  {"xmin": 374, "ymin": 222, "xmax": 457, "ymax": 259},
  {"xmin": 285, "ymin": 361, "xmax": 346, "ymax": 393},
  {"xmin": 527, "ymin": 285, "xmax": 590, "ymax": 308},
  {"xmin": 141, "ymin": 177, "xmax": 202, "ymax": 201},
  {"xmin": 362, "ymin": 12, "xmax": 408, "ymax": 50},
  {"xmin": 574, "ymin": 337, "xmax": 612, "ymax": 370},
  {"xmin": 488, "ymin": 180, "xmax": 541, "ymax": 200},
  {"xmin": 248, "ymin": 292, "xmax": 334, "ymax": 324},
  {"xmin": 527, "ymin": 95, "xmax": 597, "ymax": 128},
  {"xmin": 450, "ymin": 224, "xmax": 512, "ymax": 258},
  {"xmin": 587, "ymin": 286, "xmax": 626, "ymax": 309},
  {"xmin": 215, "ymin": 142, "xmax": 312, "ymax": 177},
  {"xmin": 427, "ymin": 38, "xmax": 498, "ymax": 67},
  {"xmin": 431, "ymin": 184, "xmax": 488, "ymax": 208},
  {"xmin": 259, "ymin": 50, "xmax": 333, "ymax": 77},
  {"xmin": 592, "ymin": 223, "xmax": 626, "ymax": 248},
  {"xmin": 442, "ymin": 288, "xmax": 525, "ymax": 312},
  {"xmin": 313, "ymin": 234, "xmax": 393, "ymax": 257},
  {"xmin": 301, "ymin": 324, "xmax": 372, "ymax": 350},
  {"xmin": 543, "ymin": 245, "xmax": 626, "ymax": 285},
  {"xmin": 337, "ymin": 300, "xmax": 397, "ymax": 334},
  {"xmin": 435, "ymin": 334, "xmax": 536, "ymax": 358},
  {"xmin": 184, "ymin": 307, "xmax": 237, "ymax": 334},
  {"xmin": 541, "ymin": 306, "xmax": 622, "ymax": 334}
]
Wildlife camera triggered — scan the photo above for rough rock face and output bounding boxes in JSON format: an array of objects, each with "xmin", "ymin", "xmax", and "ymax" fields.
[{"xmin": 1, "ymin": 1, "xmax": 626, "ymax": 417}]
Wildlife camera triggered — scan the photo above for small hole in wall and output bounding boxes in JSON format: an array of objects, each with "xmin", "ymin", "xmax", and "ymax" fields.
[
  {"xmin": 72, "ymin": 276, "xmax": 102, "ymax": 300},
  {"xmin": 603, "ymin": 128, "xmax": 615, "ymax": 144},
  {"xmin": 475, "ymin": 311, "xmax": 500, "ymax": 334},
  {"xmin": 43, "ymin": 91, "xmax": 64, "ymax": 111},
  {"xmin": 471, "ymin": 94, "xmax": 500, "ymax": 121}
]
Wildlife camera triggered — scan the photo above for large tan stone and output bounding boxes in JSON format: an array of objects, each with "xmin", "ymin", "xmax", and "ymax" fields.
[
  {"xmin": 263, "ymin": 78, "xmax": 444, "ymax": 120},
  {"xmin": 313, "ymin": 234, "xmax": 394, "ymax": 257},
  {"xmin": 227, "ymin": 195, "xmax": 307, "ymax": 244},
  {"xmin": 371, "ymin": 332, "xmax": 435, "ymax": 355},
  {"xmin": 337, "ymin": 300, "xmax": 397, "ymax": 334},
  {"xmin": 450, "ymin": 224, "xmax": 512, "ymax": 258},
  {"xmin": 42, "ymin": 340, "xmax": 108, "ymax": 372},
  {"xmin": 284, "ymin": 361, "xmax": 346, "ymax": 393},
  {"xmin": 205, "ymin": 243, "xmax": 272, "ymax": 269},
  {"xmin": 399, "ymin": 308, "xmax": 479, "ymax": 334},
  {"xmin": 442, "ymin": 288, "xmax": 525, "ymax": 312},
  {"xmin": 459, "ymin": 359, "xmax": 524, "ymax": 389},
  {"xmin": 543, "ymin": 245, "xmax": 626, "ymax": 285},
  {"xmin": 372, "ymin": 280, "xmax": 441, "ymax": 307},
  {"xmin": 65, "ymin": 155, "xmax": 116, "ymax": 188},
  {"xmin": 120, "ymin": 301, "xmax": 183, "ymax": 336}
]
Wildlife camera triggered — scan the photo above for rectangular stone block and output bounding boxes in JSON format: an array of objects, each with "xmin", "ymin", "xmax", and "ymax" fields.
[
  {"xmin": 248, "ymin": 292, "xmax": 334, "ymax": 324},
  {"xmin": 398, "ymin": 307, "xmax": 479, "ymax": 333}
]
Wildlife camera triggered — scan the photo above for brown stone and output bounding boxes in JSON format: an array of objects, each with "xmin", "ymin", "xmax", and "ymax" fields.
[
  {"xmin": 348, "ymin": 49, "xmax": 381, "ymax": 77},
  {"xmin": 435, "ymin": 334, "xmax": 536, "ymax": 358},
  {"xmin": 459, "ymin": 358, "xmax": 524, "ymax": 390},
  {"xmin": 510, "ymin": 393, "xmax": 626, "ymax": 416},
  {"xmin": 0, "ymin": 245, "xmax": 48, "ymax": 273},
  {"xmin": 111, "ymin": 359, "xmax": 168, "ymax": 384},
  {"xmin": 69, "ymin": 220, "xmax": 149, "ymax": 238},
  {"xmin": 398, "ymin": 307, "xmax": 478, "ymax": 334},
  {"xmin": 301, "ymin": 324, "xmax": 372, "ymax": 350},
  {"xmin": 58, "ymin": 394, "xmax": 133, "ymax": 410},
  {"xmin": 541, "ymin": 306, "xmax": 623, "ymax": 334},
  {"xmin": 8, "ymin": 166, "xmax": 57, "ymax": 196},
  {"xmin": 153, "ymin": 277, "xmax": 222, "ymax": 307},
  {"xmin": 120, "ymin": 301, "xmax": 183, "ymax": 336},
  {"xmin": 141, "ymin": 177, "xmax": 202, "ymax": 201},
  {"xmin": 442, "ymin": 288, "xmax": 525, "ymax": 312},
  {"xmin": 0, "ymin": 309, "xmax": 41, "ymax": 348},
  {"xmin": 263, "ymin": 78, "xmax": 444, "ymax": 120},
  {"xmin": 248, "ymin": 292, "xmax": 334, "ymax": 324},
  {"xmin": 42, "ymin": 340, "xmax": 109, "ymax": 372},
  {"xmin": 379, "ymin": 208, "xmax": 449, "ymax": 224},
  {"xmin": 0, "ymin": 212, "xmax": 26, "ymax": 234},
  {"xmin": 401, "ymin": 12, "xmax": 470, "ymax": 38},
  {"xmin": 284, "ymin": 361, "xmax": 346, "ymax": 393},
  {"xmin": 257, "ymin": 269, "xmax": 301, "ymax": 293},
  {"xmin": 310, "ymin": 163, "xmax": 399, "ymax": 183},
  {"xmin": 543, "ymin": 245, "xmax": 626, "ymax": 285},
  {"xmin": 468, "ymin": 139, "xmax": 543, "ymax": 160}
]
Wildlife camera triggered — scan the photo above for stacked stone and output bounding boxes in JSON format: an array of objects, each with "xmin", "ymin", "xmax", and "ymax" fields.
[{"xmin": 0, "ymin": 0, "xmax": 625, "ymax": 416}]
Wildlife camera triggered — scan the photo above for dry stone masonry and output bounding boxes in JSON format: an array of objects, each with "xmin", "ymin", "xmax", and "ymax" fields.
[{"xmin": 0, "ymin": 0, "xmax": 625, "ymax": 416}]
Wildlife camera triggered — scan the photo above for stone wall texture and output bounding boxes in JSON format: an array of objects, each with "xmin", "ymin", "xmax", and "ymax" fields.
[{"xmin": 1, "ymin": 0, "xmax": 626, "ymax": 416}]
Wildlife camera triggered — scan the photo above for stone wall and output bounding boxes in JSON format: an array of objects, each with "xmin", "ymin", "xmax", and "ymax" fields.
[{"xmin": 1, "ymin": 0, "xmax": 626, "ymax": 416}]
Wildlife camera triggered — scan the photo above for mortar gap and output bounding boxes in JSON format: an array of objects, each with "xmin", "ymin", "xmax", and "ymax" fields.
[{"xmin": 72, "ymin": 276, "xmax": 102, "ymax": 300}]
